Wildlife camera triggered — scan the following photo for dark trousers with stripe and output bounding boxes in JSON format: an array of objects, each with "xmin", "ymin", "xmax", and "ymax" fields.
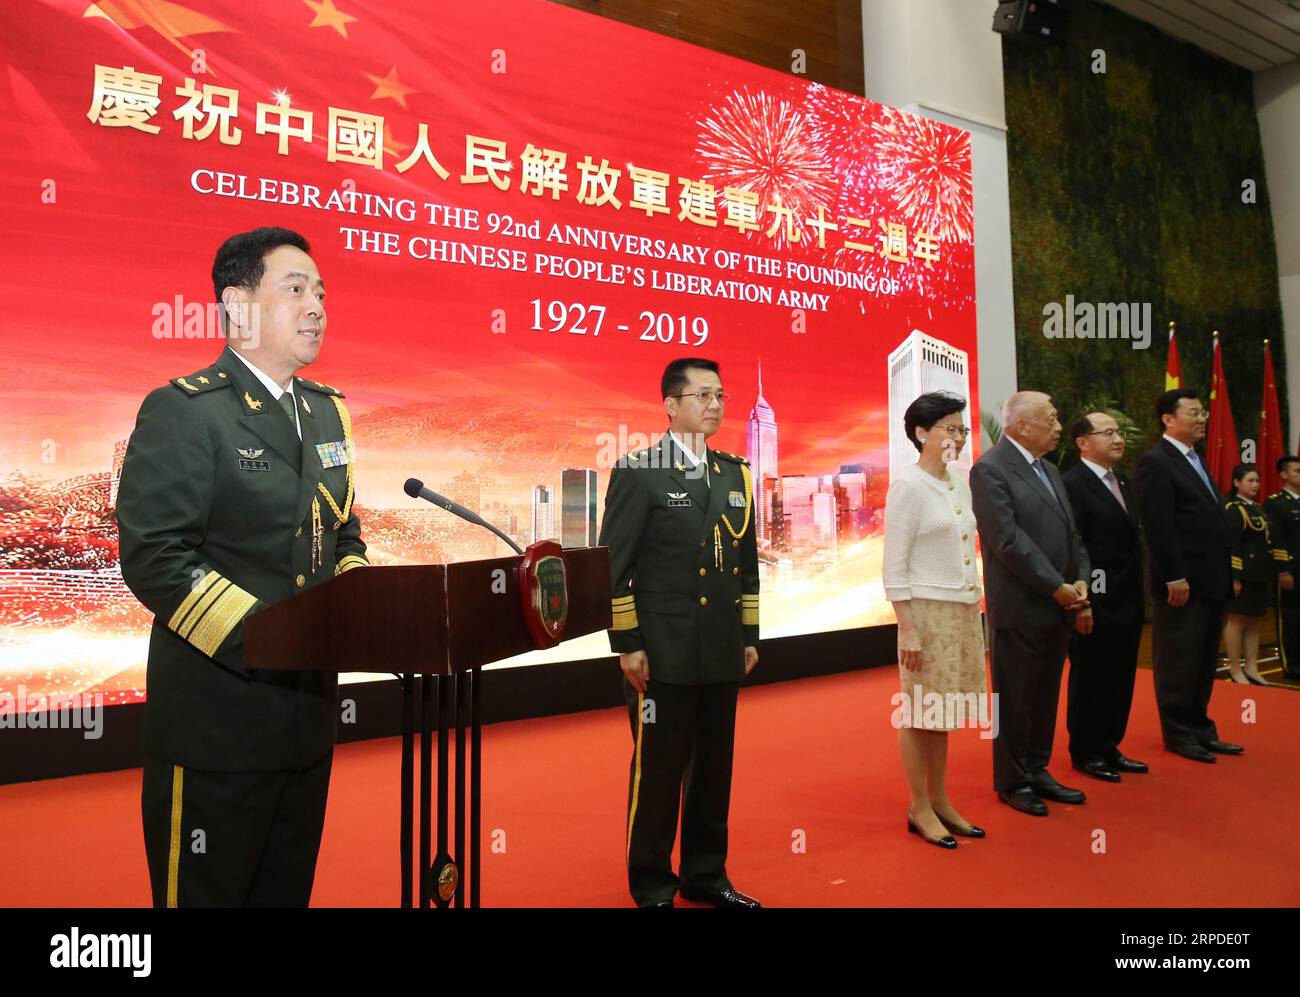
[
  {"xmin": 1067, "ymin": 621, "xmax": 1143, "ymax": 765},
  {"xmin": 1278, "ymin": 584, "xmax": 1300, "ymax": 679},
  {"xmin": 1150, "ymin": 598, "xmax": 1223, "ymax": 749},
  {"xmin": 142, "ymin": 751, "xmax": 333, "ymax": 907},
  {"xmin": 624, "ymin": 678, "xmax": 737, "ymax": 907},
  {"xmin": 989, "ymin": 623, "xmax": 1071, "ymax": 795}
]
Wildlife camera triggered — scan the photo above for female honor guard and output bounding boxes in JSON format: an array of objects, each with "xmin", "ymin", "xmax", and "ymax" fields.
[{"xmin": 1222, "ymin": 464, "xmax": 1285, "ymax": 685}]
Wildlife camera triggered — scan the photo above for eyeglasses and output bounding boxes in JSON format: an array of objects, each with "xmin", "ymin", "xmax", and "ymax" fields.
[
  {"xmin": 936, "ymin": 424, "xmax": 970, "ymax": 437},
  {"xmin": 1087, "ymin": 429, "xmax": 1126, "ymax": 439},
  {"xmin": 671, "ymin": 390, "xmax": 730, "ymax": 404}
]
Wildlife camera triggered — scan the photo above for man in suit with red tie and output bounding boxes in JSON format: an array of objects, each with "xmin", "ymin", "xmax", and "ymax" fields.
[
  {"xmin": 1134, "ymin": 389, "xmax": 1242, "ymax": 763},
  {"xmin": 1062, "ymin": 412, "xmax": 1148, "ymax": 782}
]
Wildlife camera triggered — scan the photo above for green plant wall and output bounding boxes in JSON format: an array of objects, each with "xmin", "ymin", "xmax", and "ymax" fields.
[{"xmin": 1002, "ymin": 0, "xmax": 1286, "ymax": 474}]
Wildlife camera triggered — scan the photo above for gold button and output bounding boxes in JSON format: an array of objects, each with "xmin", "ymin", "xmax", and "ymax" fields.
[
  {"xmin": 699, "ymin": 541, "xmax": 705, "ymax": 549},
  {"xmin": 732, "ymin": 567, "xmax": 739, "ymax": 576},
  {"xmin": 732, "ymin": 540, "xmax": 739, "ymax": 549},
  {"xmin": 699, "ymin": 567, "xmax": 707, "ymax": 577},
  {"xmin": 295, "ymin": 527, "xmax": 303, "ymax": 539},
  {"xmin": 217, "ymin": 372, "xmax": 227, "ymax": 378},
  {"xmin": 699, "ymin": 596, "xmax": 708, "ymax": 607},
  {"xmin": 961, "ymin": 532, "xmax": 968, "ymax": 540},
  {"xmin": 295, "ymin": 574, "xmax": 305, "ymax": 588},
  {"xmin": 948, "ymin": 484, "xmax": 954, "ymax": 491},
  {"xmin": 964, "ymin": 557, "xmax": 971, "ymax": 565},
  {"xmin": 954, "ymin": 507, "xmax": 961, "ymax": 515},
  {"xmin": 967, "ymin": 583, "xmax": 975, "ymax": 591}
]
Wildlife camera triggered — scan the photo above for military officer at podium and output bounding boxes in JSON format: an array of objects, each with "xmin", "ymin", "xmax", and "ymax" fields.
[
  {"xmin": 599, "ymin": 357, "xmax": 762, "ymax": 908},
  {"xmin": 1264, "ymin": 456, "xmax": 1300, "ymax": 680},
  {"xmin": 117, "ymin": 227, "xmax": 368, "ymax": 907}
]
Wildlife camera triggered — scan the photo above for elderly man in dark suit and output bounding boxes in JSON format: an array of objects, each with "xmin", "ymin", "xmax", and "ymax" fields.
[
  {"xmin": 1134, "ymin": 389, "xmax": 1242, "ymax": 763},
  {"xmin": 971, "ymin": 391, "xmax": 1091, "ymax": 816},
  {"xmin": 1062, "ymin": 412, "xmax": 1148, "ymax": 782}
]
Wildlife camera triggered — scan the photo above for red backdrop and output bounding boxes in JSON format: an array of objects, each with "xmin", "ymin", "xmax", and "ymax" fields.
[{"xmin": 0, "ymin": 0, "xmax": 976, "ymax": 708}]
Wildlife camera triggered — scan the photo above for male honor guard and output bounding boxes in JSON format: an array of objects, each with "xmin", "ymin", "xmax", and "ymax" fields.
[
  {"xmin": 599, "ymin": 358, "xmax": 761, "ymax": 908},
  {"xmin": 117, "ymin": 228, "xmax": 367, "ymax": 906},
  {"xmin": 1263, "ymin": 456, "xmax": 1300, "ymax": 680}
]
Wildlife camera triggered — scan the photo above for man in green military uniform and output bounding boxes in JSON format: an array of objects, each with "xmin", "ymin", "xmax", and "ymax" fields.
[
  {"xmin": 1263, "ymin": 455, "xmax": 1300, "ymax": 680},
  {"xmin": 117, "ymin": 227, "xmax": 368, "ymax": 907},
  {"xmin": 599, "ymin": 357, "xmax": 761, "ymax": 908}
]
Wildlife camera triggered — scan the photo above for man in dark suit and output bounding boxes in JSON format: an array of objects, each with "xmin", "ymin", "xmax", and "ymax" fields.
[
  {"xmin": 117, "ymin": 227, "xmax": 368, "ymax": 906},
  {"xmin": 1133, "ymin": 389, "xmax": 1242, "ymax": 763},
  {"xmin": 1263, "ymin": 456, "xmax": 1300, "ymax": 680},
  {"xmin": 971, "ymin": 391, "xmax": 1091, "ymax": 816},
  {"xmin": 1062, "ymin": 412, "xmax": 1148, "ymax": 782},
  {"xmin": 599, "ymin": 357, "xmax": 761, "ymax": 908}
]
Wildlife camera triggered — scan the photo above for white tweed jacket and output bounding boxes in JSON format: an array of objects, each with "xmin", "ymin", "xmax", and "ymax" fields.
[{"xmin": 882, "ymin": 463, "xmax": 982, "ymax": 604}]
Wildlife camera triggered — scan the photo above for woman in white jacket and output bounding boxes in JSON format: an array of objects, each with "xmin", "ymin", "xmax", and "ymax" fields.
[{"xmin": 882, "ymin": 391, "xmax": 987, "ymax": 848}]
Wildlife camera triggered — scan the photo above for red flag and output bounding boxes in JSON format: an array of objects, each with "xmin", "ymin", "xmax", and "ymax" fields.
[
  {"xmin": 1205, "ymin": 332, "xmax": 1238, "ymax": 493},
  {"xmin": 1259, "ymin": 341, "xmax": 1285, "ymax": 497},
  {"xmin": 1165, "ymin": 322, "xmax": 1181, "ymax": 390}
]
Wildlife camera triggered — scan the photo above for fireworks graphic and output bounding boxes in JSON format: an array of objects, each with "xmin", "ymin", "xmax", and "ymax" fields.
[
  {"xmin": 694, "ymin": 89, "xmax": 837, "ymax": 234},
  {"xmin": 870, "ymin": 108, "xmax": 973, "ymax": 245}
]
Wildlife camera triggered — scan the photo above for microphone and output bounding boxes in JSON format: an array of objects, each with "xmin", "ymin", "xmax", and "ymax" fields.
[{"xmin": 404, "ymin": 477, "xmax": 524, "ymax": 555}]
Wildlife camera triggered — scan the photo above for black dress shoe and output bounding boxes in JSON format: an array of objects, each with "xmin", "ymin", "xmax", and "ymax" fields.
[
  {"xmin": 1073, "ymin": 760, "xmax": 1120, "ymax": 783},
  {"xmin": 679, "ymin": 886, "xmax": 761, "ymax": 909},
  {"xmin": 640, "ymin": 899, "xmax": 674, "ymax": 908},
  {"xmin": 907, "ymin": 815, "xmax": 958, "ymax": 848},
  {"xmin": 1171, "ymin": 743, "xmax": 1216, "ymax": 763},
  {"xmin": 1205, "ymin": 740, "xmax": 1244, "ymax": 755},
  {"xmin": 937, "ymin": 814, "xmax": 986, "ymax": 838},
  {"xmin": 998, "ymin": 788, "xmax": 1048, "ymax": 816},
  {"xmin": 1033, "ymin": 780, "xmax": 1086, "ymax": 804},
  {"xmin": 1107, "ymin": 753, "xmax": 1149, "ymax": 774}
]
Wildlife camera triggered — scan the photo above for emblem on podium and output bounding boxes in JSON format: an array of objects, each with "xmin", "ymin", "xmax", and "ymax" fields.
[{"xmin": 518, "ymin": 540, "xmax": 569, "ymax": 648}]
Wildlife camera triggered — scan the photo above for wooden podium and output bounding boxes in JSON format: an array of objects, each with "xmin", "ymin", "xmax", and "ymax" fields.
[{"xmin": 243, "ymin": 544, "xmax": 611, "ymax": 908}]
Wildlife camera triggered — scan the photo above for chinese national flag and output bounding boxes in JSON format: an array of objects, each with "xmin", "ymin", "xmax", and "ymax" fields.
[
  {"xmin": 1205, "ymin": 334, "xmax": 1238, "ymax": 493},
  {"xmin": 1165, "ymin": 323, "xmax": 1182, "ymax": 390},
  {"xmin": 1259, "ymin": 342, "xmax": 1285, "ymax": 497}
]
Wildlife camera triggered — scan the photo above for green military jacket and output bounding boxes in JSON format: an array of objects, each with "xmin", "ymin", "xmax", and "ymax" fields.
[
  {"xmin": 116, "ymin": 346, "xmax": 368, "ymax": 772},
  {"xmin": 598, "ymin": 431, "xmax": 760, "ymax": 685},
  {"xmin": 1224, "ymin": 496, "xmax": 1285, "ymax": 584},
  {"xmin": 1263, "ymin": 489, "xmax": 1300, "ymax": 572}
]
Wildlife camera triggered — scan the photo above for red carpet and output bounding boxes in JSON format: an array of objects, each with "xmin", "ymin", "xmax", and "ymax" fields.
[{"xmin": 1, "ymin": 667, "xmax": 1296, "ymax": 907}]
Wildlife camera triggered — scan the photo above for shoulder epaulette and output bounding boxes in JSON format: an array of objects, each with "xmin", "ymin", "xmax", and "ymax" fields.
[
  {"xmin": 296, "ymin": 378, "xmax": 345, "ymax": 398},
  {"xmin": 714, "ymin": 450, "xmax": 749, "ymax": 465},
  {"xmin": 170, "ymin": 364, "xmax": 231, "ymax": 395}
]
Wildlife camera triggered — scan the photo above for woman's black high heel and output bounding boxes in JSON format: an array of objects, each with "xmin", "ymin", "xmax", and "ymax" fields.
[{"xmin": 907, "ymin": 812, "xmax": 957, "ymax": 849}]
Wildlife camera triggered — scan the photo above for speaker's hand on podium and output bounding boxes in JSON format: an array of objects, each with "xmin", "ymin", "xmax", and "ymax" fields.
[
  {"xmin": 621, "ymin": 651, "xmax": 649, "ymax": 693},
  {"xmin": 744, "ymin": 646, "xmax": 759, "ymax": 676}
]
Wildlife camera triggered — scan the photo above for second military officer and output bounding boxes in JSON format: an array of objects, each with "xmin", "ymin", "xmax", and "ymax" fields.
[
  {"xmin": 1263, "ymin": 456, "xmax": 1300, "ymax": 681},
  {"xmin": 599, "ymin": 357, "xmax": 761, "ymax": 909}
]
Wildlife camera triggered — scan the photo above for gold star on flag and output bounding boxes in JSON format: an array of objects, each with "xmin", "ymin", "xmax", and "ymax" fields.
[
  {"xmin": 365, "ymin": 67, "xmax": 418, "ymax": 109},
  {"xmin": 303, "ymin": 0, "xmax": 357, "ymax": 39}
]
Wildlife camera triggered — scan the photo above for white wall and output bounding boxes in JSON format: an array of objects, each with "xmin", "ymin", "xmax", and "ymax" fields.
[
  {"xmin": 1255, "ymin": 62, "xmax": 1300, "ymax": 448},
  {"xmin": 861, "ymin": 0, "xmax": 1019, "ymax": 426}
]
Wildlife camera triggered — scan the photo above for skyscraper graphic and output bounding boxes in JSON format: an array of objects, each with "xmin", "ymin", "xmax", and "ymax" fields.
[
  {"xmin": 887, "ymin": 330, "xmax": 972, "ymax": 481},
  {"xmin": 745, "ymin": 359, "xmax": 778, "ymax": 541},
  {"xmin": 561, "ymin": 468, "xmax": 597, "ymax": 548},
  {"xmin": 532, "ymin": 484, "xmax": 556, "ymax": 543}
]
